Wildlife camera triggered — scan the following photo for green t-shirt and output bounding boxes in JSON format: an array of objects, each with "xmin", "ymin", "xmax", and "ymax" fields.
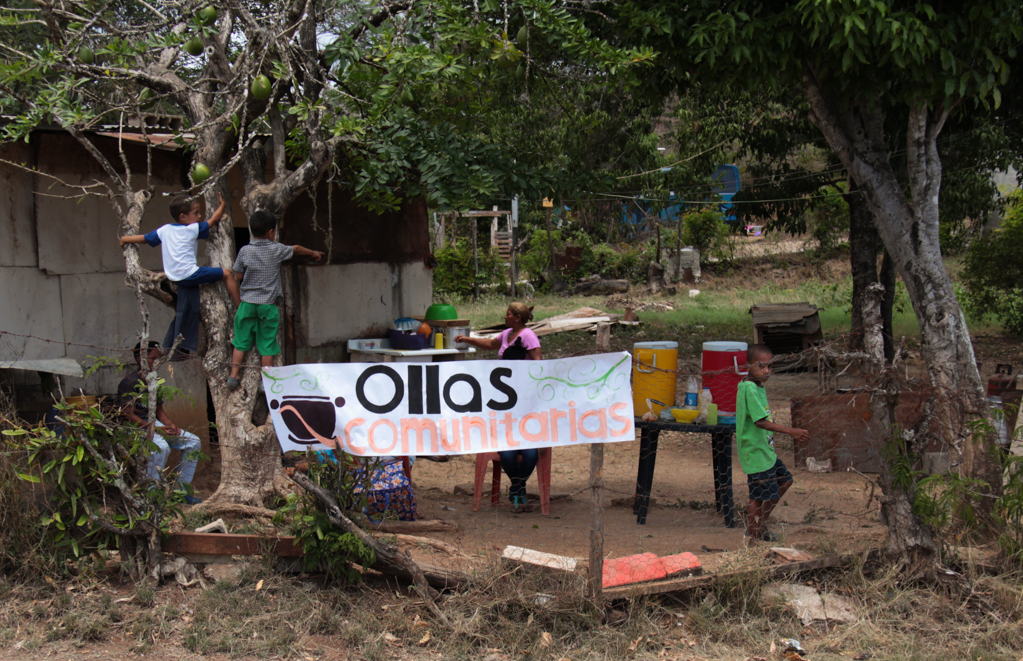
[{"xmin": 735, "ymin": 379, "xmax": 776, "ymax": 474}]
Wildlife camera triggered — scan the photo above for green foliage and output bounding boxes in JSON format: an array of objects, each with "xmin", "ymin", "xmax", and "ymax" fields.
[
  {"xmin": 803, "ymin": 189, "xmax": 850, "ymax": 257},
  {"xmin": 962, "ymin": 192, "xmax": 1023, "ymax": 336},
  {"xmin": 583, "ymin": 241, "xmax": 654, "ymax": 282},
  {"xmin": 681, "ymin": 208, "xmax": 729, "ymax": 257},
  {"xmin": 995, "ymin": 454, "xmax": 1023, "ymax": 563},
  {"xmin": 274, "ymin": 455, "xmax": 375, "ymax": 582},
  {"xmin": 519, "ymin": 228, "xmax": 565, "ymax": 289},
  {"xmin": 915, "ymin": 411, "xmax": 1023, "ymax": 562},
  {"xmin": 8, "ymin": 374, "xmax": 204, "ymax": 578},
  {"xmin": 0, "ymin": 413, "xmax": 58, "ymax": 577},
  {"xmin": 433, "ymin": 239, "xmax": 506, "ymax": 297}
]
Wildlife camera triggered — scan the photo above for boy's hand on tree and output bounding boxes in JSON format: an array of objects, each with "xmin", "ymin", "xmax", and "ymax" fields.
[{"xmin": 310, "ymin": 250, "xmax": 324, "ymax": 261}]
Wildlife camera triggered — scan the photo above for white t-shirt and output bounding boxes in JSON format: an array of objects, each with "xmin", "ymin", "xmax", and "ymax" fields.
[{"xmin": 144, "ymin": 221, "xmax": 210, "ymax": 282}]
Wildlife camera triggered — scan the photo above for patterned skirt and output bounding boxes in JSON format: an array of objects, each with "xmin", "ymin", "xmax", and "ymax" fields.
[{"xmin": 352, "ymin": 461, "xmax": 417, "ymax": 522}]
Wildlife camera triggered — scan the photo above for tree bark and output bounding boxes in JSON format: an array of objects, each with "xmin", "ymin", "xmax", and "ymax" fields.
[
  {"xmin": 862, "ymin": 283, "xmax": 937, "ymax": 568},
  {"xmin": 802, "ymin": 70, "xmax": 998, "ymax": 498},
  {"xmin": 847, "ymin": 178, "xmax": 878, "ymax": 351}
]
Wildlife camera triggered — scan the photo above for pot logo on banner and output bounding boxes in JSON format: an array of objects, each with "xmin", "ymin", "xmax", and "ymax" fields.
[{"xmin": 263, "ymin": 352, "xmax": 635, "ymax": 456}]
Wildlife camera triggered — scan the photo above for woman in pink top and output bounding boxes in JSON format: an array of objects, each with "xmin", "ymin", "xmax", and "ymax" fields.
[{"xmin": 454, "ymin": 303, "xmax": 541, "ymax": 511}]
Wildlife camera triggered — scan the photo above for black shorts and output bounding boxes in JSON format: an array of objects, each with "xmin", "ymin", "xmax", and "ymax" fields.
[{"xmin": 747, "ymin": 457, "xmax": 793, "ymax": 502}]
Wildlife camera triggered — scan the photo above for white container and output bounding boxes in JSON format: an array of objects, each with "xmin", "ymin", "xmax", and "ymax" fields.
[{"xmin": 696, "ymin": 387, "xmax": 713, "ymax": 424}]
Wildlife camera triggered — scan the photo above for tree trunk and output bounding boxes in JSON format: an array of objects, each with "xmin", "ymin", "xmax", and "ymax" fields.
[
  {"xmin": 879, "ymin": 249, "xmax": 897, "ymax": 363},
  {"xmin": 847, "ymin": 178, "xmax": 878, "ymax": 351},
  {"xmin": 862, "ymin": 283, "xmax": 938, "ymax": 568},
  {"xmin": 803, "ymin": 72, "xmax": 998, "ymax": 498}
]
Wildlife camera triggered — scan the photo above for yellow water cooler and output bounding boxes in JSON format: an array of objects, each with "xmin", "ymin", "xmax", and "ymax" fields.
[{"xmin": 632, "ymin": 341, "xmax": 679, "ymax": 416}]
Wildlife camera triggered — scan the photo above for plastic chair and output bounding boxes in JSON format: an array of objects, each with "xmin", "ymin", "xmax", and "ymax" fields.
[{"xmin": 473, "ymin": 448, "xmax": 552, "ymax": 515}]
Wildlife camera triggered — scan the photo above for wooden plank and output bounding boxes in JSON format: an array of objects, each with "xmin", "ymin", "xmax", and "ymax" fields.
[
  {"xmin": 588, "ymin": 443, "xmax": 605, "ymax": 603},
  {"xmin": 503, "ymin": 545, "xmax": 578, "ymax": 572},
  {"xmin": 166, "ymin": 532, "xmax": 303, "ymax": 557},
  {"xmin": 602, "ymin": 553, "xmax": 853, "ymax": 599},
  {"xmin": 460, "ymin": 210, "xmax": 511, "ymax": 217}
]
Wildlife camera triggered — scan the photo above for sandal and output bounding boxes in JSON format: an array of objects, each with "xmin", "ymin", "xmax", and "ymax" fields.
[{"xmin": 509, "ymin": 494, "xmax": 534, "ymax": 513}]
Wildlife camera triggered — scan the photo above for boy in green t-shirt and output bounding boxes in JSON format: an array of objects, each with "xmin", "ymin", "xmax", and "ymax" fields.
[{"xmin": 735, "ymin": 344, "xmax": 810, "ymax": 544}]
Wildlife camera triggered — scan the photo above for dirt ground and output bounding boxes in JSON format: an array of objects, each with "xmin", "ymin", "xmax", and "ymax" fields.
[
  {"xmin": 404, "ymin": 371, "xmax": 885, "ymax": 574},
  {"xmin": 189, "ymin": 370, "xmax": 888, "ymax": 575}
]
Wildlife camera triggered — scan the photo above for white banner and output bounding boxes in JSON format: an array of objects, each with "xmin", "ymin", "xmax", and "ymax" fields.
[{"xmin": 263, "ymin": 352, "xmax": 635, "ymax": 456}]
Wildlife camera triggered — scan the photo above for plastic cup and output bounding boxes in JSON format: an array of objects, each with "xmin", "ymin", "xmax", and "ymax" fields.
[{"xmin": 707, "ymin": 403, "xmax": 718, "ymax": 426}]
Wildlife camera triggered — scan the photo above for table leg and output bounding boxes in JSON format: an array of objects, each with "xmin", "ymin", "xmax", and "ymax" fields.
[
  {"xmin": 636, "ymin": 430, "xmax": 659, "ymax": 524},
  {"xmin": 712, "ymin": 430, "xmax": 735, "ymax": 528},
  {"xmin": 634, "ymin": 427, "xmax": 651, "ymax": 516}
]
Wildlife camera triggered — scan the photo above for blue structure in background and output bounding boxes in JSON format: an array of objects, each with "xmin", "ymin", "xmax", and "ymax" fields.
[{"xmin": 622, "ymin": 164, "xmax": 741, "ymax": 228}]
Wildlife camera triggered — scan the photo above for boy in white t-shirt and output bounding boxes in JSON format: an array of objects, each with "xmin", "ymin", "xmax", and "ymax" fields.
[{"xmin": 120, "ymin": 193, "xmax": 240, "ymax": 357}]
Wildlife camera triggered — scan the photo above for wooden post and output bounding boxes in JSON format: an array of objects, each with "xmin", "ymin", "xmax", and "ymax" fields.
[
  {"xmin": 472, "ymin": 216, "xmax": 479, "ymax": 301},
  {"xmin": 544, "ymin": 207, "xmax": 565, "ymax": 292},
  {"xmin": 596, "ymin": 323, "xmax": 611, "ymax": 352},
  {"xmin": 510, "ymin": 222, "xmax": 518, "ymax": 298},
  {"xmin": 588, "ymin": 443, "xmax": 605, "ymax": 605}
]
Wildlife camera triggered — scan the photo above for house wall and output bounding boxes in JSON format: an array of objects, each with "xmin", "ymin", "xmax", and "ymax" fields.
[
  {"xmin": 2, "ymin": 131, "xmax": 433, "ymax": 451},
  {"xmin": 288, "ymin": 261, "xmax": 433, "ymax": 363},
  {"xmin": 0, "ymin": 136, "xmax": 205, "ymax": 446}
]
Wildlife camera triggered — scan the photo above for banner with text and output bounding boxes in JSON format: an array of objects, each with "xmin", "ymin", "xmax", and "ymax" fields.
[{"xmin": 263, "ymin": 352, "xmax": 635, "ymax": 456}]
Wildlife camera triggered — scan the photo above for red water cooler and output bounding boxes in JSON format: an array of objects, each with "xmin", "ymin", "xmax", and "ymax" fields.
[{"xmin": 701, "ymin": 341, "xmax": 748, "ymax": 422}]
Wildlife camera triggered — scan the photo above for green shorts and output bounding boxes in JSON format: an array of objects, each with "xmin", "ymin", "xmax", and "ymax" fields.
[{"xmin": 232, "ymin": 302, "xmax": 280, "ymax": 356}]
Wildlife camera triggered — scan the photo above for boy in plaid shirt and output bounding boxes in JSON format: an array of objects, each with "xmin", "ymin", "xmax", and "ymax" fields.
[{"xmin": 227, "ymin": 210, "xmax": 323, "ymax": 389}]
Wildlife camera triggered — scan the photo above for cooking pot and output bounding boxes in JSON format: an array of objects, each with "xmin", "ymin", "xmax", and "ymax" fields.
[{"xmin": 446, "ymin": 326, "xmax": 471, "ymax": 349}]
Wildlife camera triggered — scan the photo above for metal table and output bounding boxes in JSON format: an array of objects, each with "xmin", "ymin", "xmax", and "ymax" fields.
[{"xmin": 633, "ymin": 418, "xmax": 737, "ymax": 528}]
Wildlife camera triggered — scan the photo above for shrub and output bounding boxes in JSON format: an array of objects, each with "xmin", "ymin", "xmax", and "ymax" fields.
[
  {"xmin": 804, "ymin": 192, "xmax": 850, "ymax": 256},
  {"xmin": 433, "ymin": 239, "xmax": 507, "ymax": 297},
  {"xmin": 962, "ymin": 191, "xmax": 1023, "ymax": 336},
  {"xmin": 681, "ymin": 208, "xmax": 730, "ymax": 259}
]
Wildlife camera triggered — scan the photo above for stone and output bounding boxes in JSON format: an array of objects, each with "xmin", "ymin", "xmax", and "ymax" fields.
[
  {"xmin": 763, "ymin": 583, "xmax": 858, "ymax": 625},
  {"xmin": 203, "ymin": 562, "xmax": 244, "ymax": 584}
]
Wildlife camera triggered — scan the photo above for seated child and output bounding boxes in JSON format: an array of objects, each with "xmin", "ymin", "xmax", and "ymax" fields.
[
  {"xmin": 736, "ymin": 344, "xmax": 810, "ymax": 543},
  {"xmin": 120, "ymin": 193, "xmax": 241, "ymax": 358},
  {"xmin": 227, "ymin": 210, "xmax": 323, "ymax": 389},
  {"xmin": 117, "ymin": 341, "xmax": 203, "ymax": 504}
]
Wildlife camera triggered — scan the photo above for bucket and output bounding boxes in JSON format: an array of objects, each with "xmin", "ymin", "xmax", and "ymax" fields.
[
  {"xmin": 702, "ymin": 341, "xmax": 748, "ymax": 418},
  {"xmin": 632, "ymin": 341, "xmax": 678, "ymax": 416}
]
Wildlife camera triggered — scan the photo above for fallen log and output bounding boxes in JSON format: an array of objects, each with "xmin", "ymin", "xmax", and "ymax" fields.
[
  {"xmin": 291, "ymin": 473, "xmax": 459, "ymax": 615},
  {"xmin": 573, "ymin": 279, "xmax": 629, "ymax": 296}
]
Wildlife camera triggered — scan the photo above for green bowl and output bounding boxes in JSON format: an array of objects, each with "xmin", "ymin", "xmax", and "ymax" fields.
[{"xmin": 424, "ymin": 304, "xmax": 457, "ymax": 321}]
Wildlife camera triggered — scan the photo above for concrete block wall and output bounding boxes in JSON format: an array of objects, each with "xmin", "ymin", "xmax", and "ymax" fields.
[{"xmin": 660, "ymin": 247, "xmax": 701, "ymax": 282}]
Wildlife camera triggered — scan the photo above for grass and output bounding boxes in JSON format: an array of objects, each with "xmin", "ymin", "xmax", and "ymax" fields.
[
  {"xmin": 0, "ymin": 554, "xmax": 1019, "ymax": 660},
  {"xmin": 451, "ymin": 251, "xmax": 1006, "ymax": 361}
]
